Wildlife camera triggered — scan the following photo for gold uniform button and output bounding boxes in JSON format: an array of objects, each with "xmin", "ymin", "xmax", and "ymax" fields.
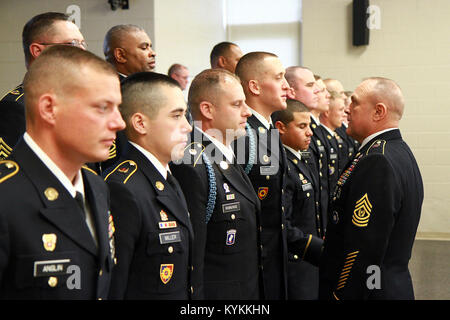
[
  {"xmin": 114, "ymin": 257, "xmax": 117, "ymax": 265},
  {"xmin": 231, "ymin": 214, "xmax": 236, "ymax": 220},
  {"xmin": 294, "ymin": 255, "xmax": 299, "ymax": 260},
  {"xmin": 281, "ymin": 223, "xmax": 285, "ymax": 230},
  {"xmin": 306, "ymin": 192, "xmax": 310, "ymax": 197},
  {"xmin": 266, "ymin": 175, "xmax": 270, "ymax": 180},
  {"xmin": 191, "ymin": 286, "xmax": 194, "ymax": 294},
  {"xmin": 98, "ymin": 298, "xmax": 103, "ymax": 300},
  {"xmin": 99, "ymin": 269, "xmax": 103, "ymax": 276},
  {"xmin": 168, "ymin": 246, "xmax": 174, "ymax": 253},
  {"xmin": 48, "ymin": 276, "xmax": 58, "ymax": 287}
]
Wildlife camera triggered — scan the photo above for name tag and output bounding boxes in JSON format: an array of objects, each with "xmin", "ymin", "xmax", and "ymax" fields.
[
  {"xmin": 33, "ymin": 259, "xmax": 71, "ymax": 277},
  {"xmin": 159, "ymin": 231, "xmax": 181, "ymax": 244},
  {"xmin": 222, "ymin": 202, "xmax": 240, "ymax": 213},
  {"xmin": 330, "ymin": 153, "xmax": 338, "ymax": 160},
  {"xmin": 260, "ymin": 166, "xmax": 277, "ymax": 176},
  {"xmin": 301, "ymin": 183, "xmax": 313, "ymax": 191},
  {"xmin": 318, "ymin": 146, "xmax": 326, "ymax": 153}
]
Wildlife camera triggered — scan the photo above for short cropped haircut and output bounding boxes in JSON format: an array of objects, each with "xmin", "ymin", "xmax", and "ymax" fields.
[
  {"xmin": 210, "ymin": 41, "xmax": 238, "ymax": 67},
  {"xmin": 22, "ymin": 12, "xmax": 70, "ymax": 68},
  {"xmin": 235, "ymin": 51, "xmax": 278, "ymax": 84},
  {"xmin": 24, "ymin": 45, "xmax": 117, "ymax": 119},
  {"xmin": 120, "ymin": 72, "xmax": 181, "ymax": 125},
  {"xmin": 168, "ymin": 63, "xmax": 186, "ymax": 76},
  {"xmin": 103, "ymin": 24, "xmax": 145, "ymax": 62},
  {"xmin": 284, "ymin": 66, "xmax": 311, "ymax": 87},
  {"xmin": 188, "ymin": 68, "xmax": 241, "ymax": 120},
  {"xmin": 272, "ymin": 99, "xmax": 310, "ymax": 125}
]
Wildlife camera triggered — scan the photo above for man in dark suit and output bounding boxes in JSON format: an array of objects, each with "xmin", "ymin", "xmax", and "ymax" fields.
[
  {"xmin": 170, "ymin": 69, "xmax": 262, "ymax": 300},
  {"xmin": 285, "ymin": 67, "xmax": 330, "ymax": 238},
  {"xmin": 0, "ymin": 12, "xmax": 86, "ymax": 160},
  {"xmin": 100, "ymin": 24, "xmax": 157, "ymax": 173},
  {"xmin": 319, "ymin": 77, "xmax": 424, "ymax": 300},
  {"xmin": 273, "ymin": 99, "xmax": 323, "ymax": 300},
  {"xmin": 234, "ymin": 52, "xmax": 290, "ymax": 299},
  {"xmin": 104, "ymin": 72, "xmax": 194, "ymax": 299},
  {"xmin": 0, "ymin": 45, "xmax": 125, "ymax": 299}
]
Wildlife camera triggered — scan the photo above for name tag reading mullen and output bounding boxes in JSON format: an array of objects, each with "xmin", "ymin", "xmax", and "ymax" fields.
[
  {"xmin": 222, "ymin": 202, "xmax": 240, "ymax": 214},
  {"xmin": 158, "ymin": 221, "xmax": 178, "ymax": 229},
  {"xmin": 159, "ymin": 231, "xmax": 181, "ymax": 244},
  {"xmin": 260, "ymin": 165, "xmax": 277, "ymax": 176},
  {"xmin": 33, "ymin": 259, "xmax": 71, "ymax": 277}
]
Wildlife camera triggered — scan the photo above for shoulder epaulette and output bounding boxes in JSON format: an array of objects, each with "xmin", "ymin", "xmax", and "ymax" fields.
[
  {"xmin": 0, "ymin": 160, "xmax": 19, "ymax": 183},
  {"xmin": 0, "ymin": 84, "xmax": 24, "ymax": 102},
  {"xmin": 366, "ymin": 139, "xmax": 386, "ymax": 155},
  {"xmin": 81, "ymin": 165, "xmax": 98, "ymax": 176},
  {"xmin": 104, "ymin": 160, "xmax": 137, "ymax": 183}
]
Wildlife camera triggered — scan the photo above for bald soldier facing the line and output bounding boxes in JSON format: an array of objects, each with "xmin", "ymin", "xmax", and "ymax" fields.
[{"xmin": 319, "ymin": 77, "xmax": 423, "ymax": 300}]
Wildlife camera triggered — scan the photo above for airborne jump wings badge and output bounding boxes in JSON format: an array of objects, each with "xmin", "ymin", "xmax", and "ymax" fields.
[{"xmin": 352, "ymin": 193, "xmax": 372, "ymax": 227}]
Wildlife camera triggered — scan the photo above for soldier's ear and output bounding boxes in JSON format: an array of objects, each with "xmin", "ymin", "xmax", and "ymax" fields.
[
  {"xmin": 373, "ymin": 102, "xmax": 388, "ymax": 121},
  {"xmin": 114, "ymin": 48, "xmax": 127, "ymax": 64},
  {"xmin": 130, "ymin": 112, "xmax": 147, "ymax": 134},
  {"xmin": 29, "ymin": 43, "xmax": 45, "ymax": 60},
  {"xmin": 37, "ymin": 93, "xmax": 57, "ymax": 125},
  {"xmin": 199, "ymin": 101, "xmax": 214, "ymax": 120},
  {"xmin": 217, "ymin": 56, "xmax": 227, "ymax": 69},
  {"xmin": 275, "ymin": 120, "xmax": 286, "ymax": 135},
  {"xmin": 248, "ymin": 80, "xmax": 260, "ymax": 96}
]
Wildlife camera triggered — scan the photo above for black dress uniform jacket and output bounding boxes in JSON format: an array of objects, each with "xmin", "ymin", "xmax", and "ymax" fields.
[
  {"xmin": 170, "ymin": 128, "xmax": 263, "ymax": 300},
  {"xmin": 308, "ymin": 117, "xmax": 329, "ymax": 238},
  {"xmin": 104, "ymin": 143, "xmax": 194, "ymax": 299},
  {"xmin": 233, "ymin": 115, "xmax": 289, "ymax": 300},
  {"xmin": 0, "ymin": 139, "xmax": 114, "ymax": 299},
  {"xmin": 284, "ymin": 148, "xmax": 323, "ymax": 300},
  {"xmin": 0, "ymin": 84, "xmax": 25, "ymax": 160},
  {"xmin": 318, "ymin": 125, "xmax": 340, "ymax": 197},
  {"xmin": 319, "ymin": 129, "xmax": 423, "ymax": 300},
  {"xmin": 335, "ymin": 125, "xmax": 359, "ymax": 168}
]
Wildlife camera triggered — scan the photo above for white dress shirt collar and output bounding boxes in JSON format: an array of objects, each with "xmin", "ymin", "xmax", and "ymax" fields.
[
  {"xmin": 129, "ymin": 141, "xmax": 170, "ymax": 179},
  {"xmin": 196, "ymin": 127, "xmax": 235, "ymax": 163},
  {"xmin": 250, "ymin": 108, "xmax": 273, "ymax": 130},
  {"xmin": 359, "ymin": 128, "xmax": 398, "ymax": 151}
]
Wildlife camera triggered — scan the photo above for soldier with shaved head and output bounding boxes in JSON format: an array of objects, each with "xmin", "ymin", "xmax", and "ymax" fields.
[
  {"xmin": 0, "ymin": 45, "xmax": 125, "ymax": 299},
  {"xmin": 319, "ymin": 77, "xmax": 423, "ymax": 300},
  {"xmin": 235, "ymin": 51, "xmax": 290, "ymax": 299}
]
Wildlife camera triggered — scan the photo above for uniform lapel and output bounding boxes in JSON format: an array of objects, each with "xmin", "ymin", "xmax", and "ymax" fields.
[
  {"xmin": 83, "ymin": 170, "xmax": 109, "ymax": 263},
  {"xmin": 12, "ymin": 140, "xmax": 98, "ymax": 256},
  {"xmin": 128, "ymin": 145, "xmax": 192, "ymax": 231}
]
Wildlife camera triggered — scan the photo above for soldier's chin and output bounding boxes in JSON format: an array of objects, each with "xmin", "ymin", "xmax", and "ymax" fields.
[{"xmin": 170, "ymin": 144, "xmax": 186, "ymax": 161}]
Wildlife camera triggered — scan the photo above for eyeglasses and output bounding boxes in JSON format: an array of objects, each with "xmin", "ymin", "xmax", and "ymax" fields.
[{"xmin": 37, "ymin": 39, "xmax": 88, "ymax": 49}]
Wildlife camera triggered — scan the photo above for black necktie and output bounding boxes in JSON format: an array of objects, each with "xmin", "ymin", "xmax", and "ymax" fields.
[
  {"xmin": 166, "ymin": 173, "xmax": 184, "ymax": 200},
  {"xmin": 75, "ymin": 191, "xmax": 86, "ymax": 220}
]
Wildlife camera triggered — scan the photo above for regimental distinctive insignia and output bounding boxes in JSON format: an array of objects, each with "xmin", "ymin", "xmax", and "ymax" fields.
[
  {"xmin": 0, "ymin": 138, "xmax": 13, "ymax": 159},
  {"xmin": 160, "ymin": 264, "xmax": 174, "ymax": 284},
  {"xmin": 42, "ymin": 233, "xmax": 57, "ymax": 251},
  {"xmin": 258, "ymin": 187, "xmax": 269, "ymax": 200},
  {"xmin": 108, "ymin": 140, "xmax": 117, "ymax": 159},
  {"xmin": 160, "ymin": 210, "xmax": 168, "ymax": 221},
  {"xmin": 226, "ymin": 229, "xmax": 236, "ymax": 245},
  {"xmin": 118, "ymin": 167, "xmax": 129, "ymax": 173},
  {"xmin": 155, "ymin": 181, "xmax": 165, "ymax": 191},
  {"xmin": 223, "ymin": 183, "xmax": 230, "ymax": 193},
  {"xmin": 352, "ymin": 193, "xmax": 372, "ymax": 227},
  {"xmin": 44, "ymin": 187, "xmax": 59, "ymax": 201}
]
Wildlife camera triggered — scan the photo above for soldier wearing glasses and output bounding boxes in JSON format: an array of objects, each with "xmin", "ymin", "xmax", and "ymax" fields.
[{"xmin": 0, "ymin": 12, "xmax": 86, "ymax": 160}]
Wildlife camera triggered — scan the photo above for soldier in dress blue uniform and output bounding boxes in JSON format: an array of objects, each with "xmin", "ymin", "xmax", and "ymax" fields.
[
  {"xmin": 319, "ymin": 77, "xmax": 424, "ymax": 300},
  {"xmin": 319, "ymin": 80, "xmax": 347, "ymax": 195},
  {"xmin": 0, "ymin": 46, "xmax": 125, "ymax": 299},
  {"xmin": 273, "ymin": 99, "xmax": 324, "ymax": 300},
  {"xmin": 103, "ymin": 72, "xmax": 194, "ymax": 299},
  {"xmin": 170, "ymin": 69, "xmax": 263, "ymax": 300},
  {"xmin": 285, "ymin": 67, "xmax": 330, "ymax": 239},
  {"xmin": 99, "ymin": 25, "xmax": 157, "ymax": 174},
  {"xmin": 234, "ymin": 52, "xmax": 291, "ymax": 299},
  {"xmin": 0, "ymin": 12, "xmax": 86, "ymax": 160}
]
